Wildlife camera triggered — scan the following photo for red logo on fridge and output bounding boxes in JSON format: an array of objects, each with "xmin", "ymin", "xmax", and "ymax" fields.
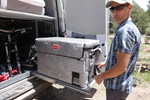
[{"xmin": 52, "ymin": 44, "xmax": 59, "ymax": 50}]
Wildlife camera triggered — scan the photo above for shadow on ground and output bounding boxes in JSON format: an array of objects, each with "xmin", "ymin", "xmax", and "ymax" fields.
[{"xmin": 40, "ymin": 84, "xmax": 97, "ymax": 100}]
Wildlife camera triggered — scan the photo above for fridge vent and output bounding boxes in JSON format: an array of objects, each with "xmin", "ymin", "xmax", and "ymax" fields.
[{"xmin": 72, "ymin": 72, "xmax": 80, "ymax": 86}]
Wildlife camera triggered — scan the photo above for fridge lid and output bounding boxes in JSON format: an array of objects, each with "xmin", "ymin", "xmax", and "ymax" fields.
[{"xmin": 36, "ymin": 37, "xmax": 100, "ymax": 58}]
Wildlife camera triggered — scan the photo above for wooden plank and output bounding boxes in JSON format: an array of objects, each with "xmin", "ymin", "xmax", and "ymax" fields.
[
  {"xmin": 32, "ymin": 85, "xmax": 53, "ymax": 100},
  {"xmin": 137, "ymin": 64, "xmax": 142, "ymax": 75},
  {"xmin": 136, "ymin": 62, "xmax": 150, "ymax": 66},
  {"xmin": 14, "ymin": 82, "xmax": 52, "ymax": 100}
]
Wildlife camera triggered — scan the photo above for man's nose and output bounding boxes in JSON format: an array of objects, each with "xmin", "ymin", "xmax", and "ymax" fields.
[{"xmin": 112, "ymin": 9, "xmax": 118, "ymax": 15}]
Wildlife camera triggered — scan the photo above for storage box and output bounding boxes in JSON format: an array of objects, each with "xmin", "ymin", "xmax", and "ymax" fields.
[
  {"xmin": 36, "ymin": 37, "xmax": 100, "ymax": 87},
  {"xmin": 0, "ymin": 0, "xmax": 45, "ymax": 15}
]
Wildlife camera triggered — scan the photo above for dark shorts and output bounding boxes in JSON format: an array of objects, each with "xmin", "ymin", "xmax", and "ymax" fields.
[{"xmin": 106, "ymin": 89, "xmax": 129, "ymax": 100}]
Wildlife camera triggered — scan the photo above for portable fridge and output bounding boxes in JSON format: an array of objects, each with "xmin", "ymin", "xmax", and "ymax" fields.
[{"xmin": 36, "ymin": 37, "xmax": 101, "ymax": 88}]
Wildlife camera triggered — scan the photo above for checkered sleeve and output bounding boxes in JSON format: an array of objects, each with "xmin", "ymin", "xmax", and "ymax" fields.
[{"xmin": 115, "ymin": 28, "xmax": 135, "ymax": 54}]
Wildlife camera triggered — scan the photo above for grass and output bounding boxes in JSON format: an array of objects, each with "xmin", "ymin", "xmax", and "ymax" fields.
[
  {"xmin": 142, "ymin": 84, "xmax": 148, "ymax": 88},
  {"xmin": 109, "ymin": 37, "xmax": 150, "ymax": 83},
  {"xmin": 146, "ymin": 28, "xmax": 150, "ymax": 34},
  {"xmin": 137, "ymin": 43, "xmax": 150, "ymax": 63},
  {"xmin": 131, "ymin": 42, "xmax": 150, "ymax": 83},
  {"xmin": 109, "ymin": 33, "xmax": 115, "ymax": 36},
  {"xmin": 133, "ymin": 70, "xmax": 150, "ymax": 84}
]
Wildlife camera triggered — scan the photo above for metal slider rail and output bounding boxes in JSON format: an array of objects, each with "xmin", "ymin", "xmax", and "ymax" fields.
[
  {"xmin": 0, "ymin": 71, "xmax": 31, "ymax": 90},
  {"xmin": 31, "ymin": 71, "xmax": 96, "ymax": 95}
]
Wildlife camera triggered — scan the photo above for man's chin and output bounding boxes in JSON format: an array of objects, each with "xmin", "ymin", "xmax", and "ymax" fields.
[{"xmin": 114, "ymin": 20, "xmax": 123, "ymax": 25}]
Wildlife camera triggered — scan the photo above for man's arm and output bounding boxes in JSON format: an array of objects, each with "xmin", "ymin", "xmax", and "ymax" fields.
[{"xmin": 94, "ymin": 51, "xmax": 131, "ymax": 84}]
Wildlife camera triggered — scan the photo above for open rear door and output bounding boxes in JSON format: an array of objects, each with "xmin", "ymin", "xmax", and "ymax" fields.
[
  {"xmin": 57, "ymin": 0, "xmax": 65, "ymax": 33},
  {"xmin": 65, "ymin": 0, "xmax": 108, "ymax": 35},
  {"xmin": 65, "ymin": 0, "xmax": 109, "ymax": 72}
]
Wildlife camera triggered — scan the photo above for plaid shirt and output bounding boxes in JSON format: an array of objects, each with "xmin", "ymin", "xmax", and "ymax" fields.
[{"xmin": 104, "ymin": 18, "xmax": 141, "ymax": 93}]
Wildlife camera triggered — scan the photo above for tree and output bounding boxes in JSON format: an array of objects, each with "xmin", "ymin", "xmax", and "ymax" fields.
[
  {"xmin": 147, "ymin": 0, "xmax": 150, "ymax": 16},
  {"xmin": 131, "ymin": 2, "xmax": 150, "ymax": 34},
  {"xmin": 131, "ymin": 2, "xmax": 143, "ymax": 24},
  {"xmin": 136, "ymin": 11, "xmax": 150, "ymax": 34}
]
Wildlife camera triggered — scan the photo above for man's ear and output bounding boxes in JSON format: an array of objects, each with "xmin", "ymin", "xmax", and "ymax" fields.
[{"xmin": 129, "ymin": 4, "xmax": 133, "ymax": 11}]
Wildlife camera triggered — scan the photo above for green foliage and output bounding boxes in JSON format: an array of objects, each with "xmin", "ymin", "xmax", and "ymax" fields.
[
  {"xmin": 148, "ymin": 0, "xmax": 150, "ymax": 9},
  {"xmin": 147, "ymin": 0, "xmax": 150, "ymax": 16},
  {"xmin": 147, "ymin": 9, "xmax": 150, "ymax": 16},
  {"xmin": 146, "ymin": 27, "xmax": 150, "ymax": 33},
  {"xmin": 133, "ymin": 70, "xmax": 150, "ymax": 83},
  {"xmin": 133, "ymin": 42, "xmax": 150, "ymax": 83},
  {"xmin": 145, "ymin": 71, "xmax": 150, "ymax": 82},
  {"xmin": 145, "ymin": 35, "xmax": 150, "ymax": 43},
  {"xmin": 131, "ymin": 2, "xmax": 150, "ymax": 34},
  {"xmin": 137, "ymin": 42, "xmax": 150, "ymax": 63}
]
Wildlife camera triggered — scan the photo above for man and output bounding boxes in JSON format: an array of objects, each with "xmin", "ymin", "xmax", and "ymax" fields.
[{"xmin": 94, "ymin": 0, "xmax": 141, "ymax": 100}]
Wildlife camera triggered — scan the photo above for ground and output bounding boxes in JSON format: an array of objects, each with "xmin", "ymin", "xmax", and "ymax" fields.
[{"xmin": 41, "ymin": 82, "xmax": 150, "ymax": 100}]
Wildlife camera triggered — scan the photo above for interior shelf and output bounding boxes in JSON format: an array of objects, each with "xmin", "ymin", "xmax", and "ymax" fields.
[{"xmin": 0, "ymin": 9, "xmax": 56, "ymax": 21}]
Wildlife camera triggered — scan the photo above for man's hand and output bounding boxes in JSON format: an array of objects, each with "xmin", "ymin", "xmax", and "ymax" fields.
[
  {"xmin": 97, "ymin": 61, "xmax": 106, "ymax": 69},
  {"xmin": 94, "ymin": 61, "xmax": 106, "ymax": 85},
  {"xmin": 94, "ymin": 74, "xmax": 104, "ymax": 85}
]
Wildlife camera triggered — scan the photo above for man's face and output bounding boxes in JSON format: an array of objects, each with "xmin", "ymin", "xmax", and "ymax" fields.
[{"xmin": 111, "ymin": 2, "xmax": 130, "ymax": 25}]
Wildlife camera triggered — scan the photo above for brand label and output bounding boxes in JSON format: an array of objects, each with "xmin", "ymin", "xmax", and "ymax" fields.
[{"xmin": 52, "ymin": 44, "xmax": 59, "ymax": 50}]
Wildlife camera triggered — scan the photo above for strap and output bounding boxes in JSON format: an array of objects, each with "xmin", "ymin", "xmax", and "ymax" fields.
[{"xmin": 88, "ymin": 48, "xmax": 101, "ymax": 83}]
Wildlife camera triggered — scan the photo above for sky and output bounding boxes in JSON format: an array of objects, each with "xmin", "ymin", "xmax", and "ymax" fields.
[{"xmin": 134, "ymin": 0, "xmax": 149, "ymax": 11}]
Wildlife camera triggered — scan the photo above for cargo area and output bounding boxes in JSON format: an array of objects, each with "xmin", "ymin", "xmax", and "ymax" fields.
[
  {"xmin": 0, "ymin": 17, "xmax": 54, "ymax": 100},
  {"xmin": 0, "ymin": 18, "xmax": 54, "ymax": 72},
  {"xmin": 0, "ymin": 0, "xmax": 62, "ymax": 99},
  {"xmin": 0, "ymin": 0, "xmax": 58, "ymax": 78}
]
